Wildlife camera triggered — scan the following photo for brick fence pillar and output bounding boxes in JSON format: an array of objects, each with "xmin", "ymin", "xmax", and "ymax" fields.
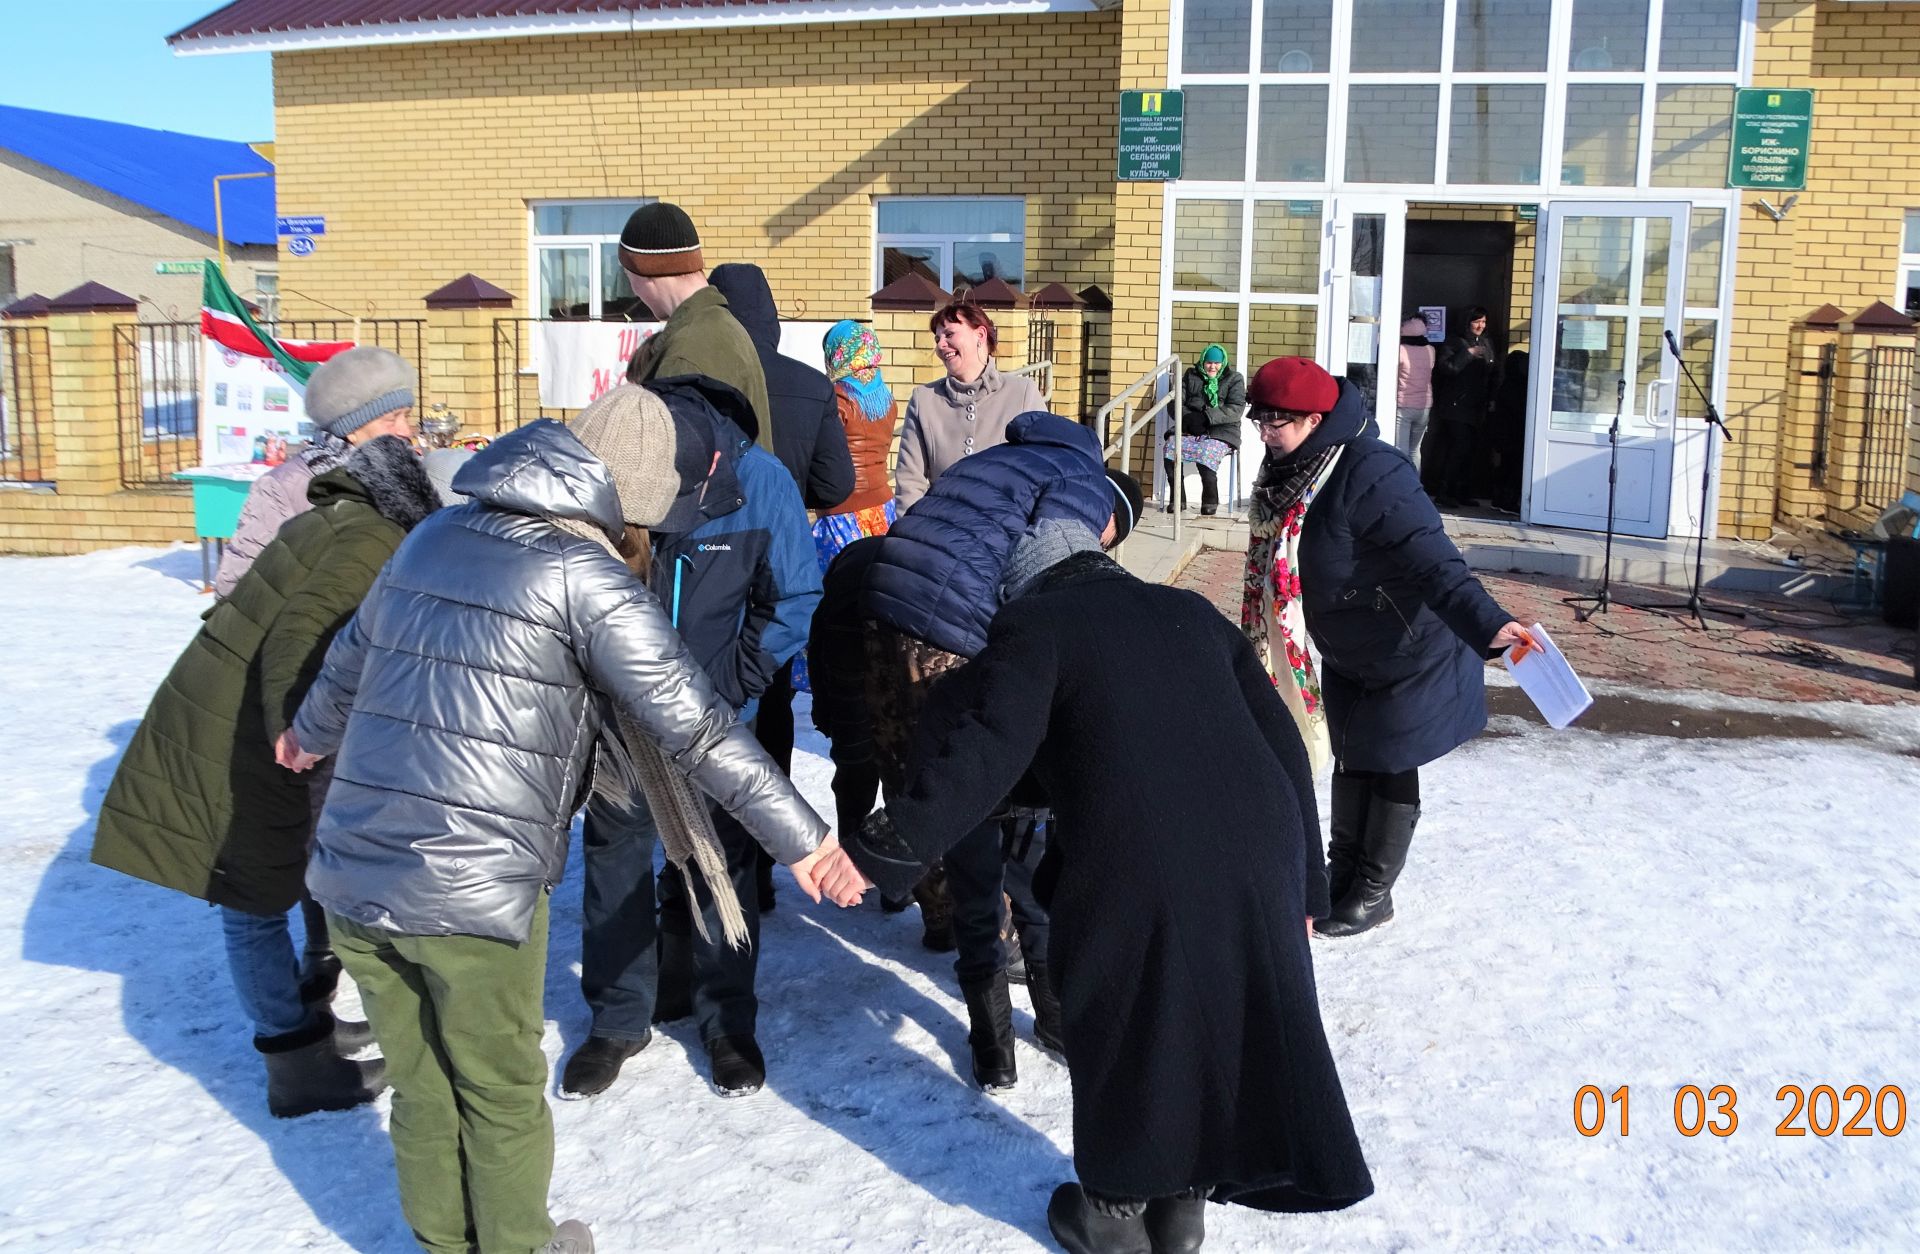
[
  {"xmin": 45, "ymin": 282, "xmax": 139, "ymax": 499},
  {"xmin": 424, "ymin": 274, "xmax": 515, "ymax": 434}
]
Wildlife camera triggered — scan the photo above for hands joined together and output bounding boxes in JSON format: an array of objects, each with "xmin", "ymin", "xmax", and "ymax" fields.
[
  {"xmin": 277, "ymin": 727, "xmax": 876, "ymax": 911},
  {"xmin": 274, "ymin": 728, "xmax": 323, "ymax": 773},
  {"xmin": 787, "ymin": 835, "xmax": 875, "ymax": 909}
]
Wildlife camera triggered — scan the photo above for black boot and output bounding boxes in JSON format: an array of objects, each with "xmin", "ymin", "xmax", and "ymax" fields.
[
  {"xmin": 1144, "ymin": 1190, "xmax": 1207, "ymax": 1253},
  {"xmin": 258, "ymin": 1012, "xmax": 387, "ymax": 1119},
  {"xmin": 651, "ymin": 931, "xmax": 694, "ymax": 1024},
  {"xmin": 1316, "ymin": 799, "xmax": 1419, "ymax": 938},
  {"xmin": 960, "ymin": 972, "xmax": 1017, "ymax": 1090},
  {"xmin": 706, "ymin": 1035, "xmax": 766, "ymax": 1096},
  {"xmin": 332, "ymin": 1014, "xmax": 377, "ymax": 1055},
  {"xmin": 1025, "ymin": 958, "xmax": 1065, "ymax": 1055},
  {"xmin": 560, "ymin": 1032, "xmax": 653, "ymax": 1099},
  {"xmin": 1325, "ymin": 772, "xmax": 1372, "ymax": 909},
  {"xmin": 1047, "ymin": 1183, "xmax": 1151, "ymax": 1254},
  {"xmin": 914, "ymin": 864, "xmax": 955, "ymax": 953}
]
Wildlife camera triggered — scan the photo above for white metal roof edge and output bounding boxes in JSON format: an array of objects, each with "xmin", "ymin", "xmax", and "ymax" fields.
[{"xmin": 170, "ymin": 0, "xmax": 1103, "ymax": 56}]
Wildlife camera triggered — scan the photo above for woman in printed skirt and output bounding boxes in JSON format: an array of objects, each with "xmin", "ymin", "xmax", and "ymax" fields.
[
  {"xmin": 792, "ymin": 320, "xmax": 902, "ymax": 833},
  {"xmin": 1165, "ymin": 344, "xmax": 1246, "ymax": 515}
]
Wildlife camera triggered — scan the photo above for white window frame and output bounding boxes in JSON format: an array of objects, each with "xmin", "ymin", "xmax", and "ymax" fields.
[
  {"xmin": 527, "ymin": 197, "xmax": 655, "ymax": 323},
  {"xmin": 1899, "ymin": 210, "xmax": 1920, "ymax": 316},
  {"xmin": 873, "ymin": 195, "xmax": 1026, "ymax": 292},
  {"xmin": 1166, "ymin": 0, "xmax": 1757, "ymax": 201}
]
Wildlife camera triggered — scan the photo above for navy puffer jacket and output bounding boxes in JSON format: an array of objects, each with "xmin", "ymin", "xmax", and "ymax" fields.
[
  {"xmin": 863, "ymin": 411, "xmax": 1113, "ymax": 659},
  {"xmin": 1263, "ymin": 381, "xmax": 1511, "ymax": 774}
]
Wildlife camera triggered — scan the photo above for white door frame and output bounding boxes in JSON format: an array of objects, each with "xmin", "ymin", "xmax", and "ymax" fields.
[
  {"xmin": 1322, "ymin": 195, "xmax": 1407, "ymax": 443},
  {"xmin": 1524, "ymin": 200, "xmax": 1690, "ymax": 539}
]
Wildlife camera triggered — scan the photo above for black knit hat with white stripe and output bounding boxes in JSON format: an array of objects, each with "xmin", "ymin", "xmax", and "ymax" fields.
[{"xmin": 619, "ymin": 202, "xmax": 705, "ymax": 277}]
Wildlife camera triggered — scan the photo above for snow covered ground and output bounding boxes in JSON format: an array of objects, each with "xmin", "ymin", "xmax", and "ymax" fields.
[{"xmin": 2, "ymin": 545, "xmax": 1917, "ymax": 1253}]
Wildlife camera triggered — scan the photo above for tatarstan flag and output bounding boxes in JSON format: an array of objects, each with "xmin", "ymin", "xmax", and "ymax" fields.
[{"xmin": 199, "ymin": 262, "xmax": 352, "ymax": 384}]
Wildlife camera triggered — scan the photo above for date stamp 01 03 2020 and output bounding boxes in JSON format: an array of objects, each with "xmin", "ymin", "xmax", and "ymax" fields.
[{"xmin": 1573, "ymin": 1084, "xmax": 1909, "ymax": 1139}]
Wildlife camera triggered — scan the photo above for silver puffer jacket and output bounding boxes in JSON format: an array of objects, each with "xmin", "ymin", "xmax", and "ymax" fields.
[{"xmin": 294, "ymin": 419, "xmax": 827, "ymax": 943}]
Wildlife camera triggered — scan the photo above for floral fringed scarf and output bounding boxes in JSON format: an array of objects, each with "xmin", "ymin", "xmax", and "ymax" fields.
[{"xmin": 1240, "ymin": 447, "xmax": 1344, "ymax": 777}]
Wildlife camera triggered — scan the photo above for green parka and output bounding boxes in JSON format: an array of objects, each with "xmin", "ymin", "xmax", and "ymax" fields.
[{"xmin": 91, "ymin": 437, "xmax": 442, "ymax": 916}]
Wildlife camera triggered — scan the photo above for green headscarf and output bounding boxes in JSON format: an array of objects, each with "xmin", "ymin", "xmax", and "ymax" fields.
[{"xmin": 1200, "ymin": 344, "xmax": 1229, "ymax": 408}]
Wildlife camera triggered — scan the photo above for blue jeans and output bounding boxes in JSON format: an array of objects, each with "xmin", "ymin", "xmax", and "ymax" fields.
[{"xmin": 220, "ymin": 905, "xmax": 312, "ymax": 1039}]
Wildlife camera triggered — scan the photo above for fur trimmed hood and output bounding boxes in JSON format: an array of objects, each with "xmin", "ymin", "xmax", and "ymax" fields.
[{"xmin": 309, "ymin": 434, "xmax": 442, "ymax": 532}]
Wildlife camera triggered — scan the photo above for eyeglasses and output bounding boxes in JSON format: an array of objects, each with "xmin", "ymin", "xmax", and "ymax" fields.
[{"xmin": 1253, "ymin": 410, "xmax": 1314, "ymax": 432}]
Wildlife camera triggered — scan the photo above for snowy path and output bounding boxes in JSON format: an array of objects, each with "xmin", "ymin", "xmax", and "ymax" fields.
[{"xmin": 1, "ymin": 546, "xmax": 1916, "ymax": 1253}]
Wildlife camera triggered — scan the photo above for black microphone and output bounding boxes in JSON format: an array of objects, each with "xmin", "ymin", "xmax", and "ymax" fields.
[{"xmin": 1664, "ymin": 328, "xmax": 1680, "ymax": 357}]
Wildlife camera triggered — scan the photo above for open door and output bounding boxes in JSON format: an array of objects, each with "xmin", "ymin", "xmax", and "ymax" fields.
[
  {"xmin": 1324, "ymin": 197, "xmax": 1406, "ymax": 443},
  {"xmin": 1525, "ymin": 202, "xmax": 1689, "ymax": 538}
]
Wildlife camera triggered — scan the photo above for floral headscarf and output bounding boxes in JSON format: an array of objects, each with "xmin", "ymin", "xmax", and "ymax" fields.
[{"xmin": 823, "ymin": 320, "xmax": 893, "ymax": 422}]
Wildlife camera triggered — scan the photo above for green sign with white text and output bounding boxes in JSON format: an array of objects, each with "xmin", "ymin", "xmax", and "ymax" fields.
[
  {"xmin": 1728, "ymin": 88, "xmax": 1813, "ymax": 190},
  {"xmin": 154, "ymin": 261, "xmax": 206, "ymax": 275},
  {"xmin": 1119, "ymin": 90, "xmax": 1185, "ymax": 181}
]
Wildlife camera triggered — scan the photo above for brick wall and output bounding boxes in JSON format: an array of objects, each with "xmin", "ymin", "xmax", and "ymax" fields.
[
  {"xmin": 1725, "ymin": 1, "xmax": 1920, "ymax": 537},
  {"xmin": 270, "ymin": 14, "xmax": 1120, "ymax": 331}
]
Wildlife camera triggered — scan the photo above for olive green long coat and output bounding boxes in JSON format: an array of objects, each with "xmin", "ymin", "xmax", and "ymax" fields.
[{"xmin": 92, "ymin": 444, "xmax": 438, "ymax": 916}]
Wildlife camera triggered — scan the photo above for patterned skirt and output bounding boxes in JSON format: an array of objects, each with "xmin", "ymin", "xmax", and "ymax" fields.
[
  {"xmin": 791, "ymin": 499, "xmax": 897, "ymax": 694},
  {"xmin": 1164, "ymin": 434, "xmax": 1232, "ymax": 471}
]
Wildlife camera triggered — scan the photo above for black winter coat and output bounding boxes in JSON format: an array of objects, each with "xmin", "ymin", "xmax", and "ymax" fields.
[
  {"xmin": 1264, "ymin": 381, "xmax": 1511, "ymax": 774},
  {"xmin": 1432, "ymin": 331, "xmax": 1498, "ymax": 426},
  {"xmin": 806, "ymin": 536, "xmax": 885, "ymax": 764},
  {"xmin": 847, "ymin": 553, "xmax": 1374, "ymax": 1213},
  {"xmin": 1179, "ymin": 365, "xmax": 1247, "ymax": 448},
  {"xmin": 708, "ymin": 263, "xmax": 856, "ymax": 510}
]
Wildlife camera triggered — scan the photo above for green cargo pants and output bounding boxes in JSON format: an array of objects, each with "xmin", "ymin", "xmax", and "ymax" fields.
[{"xmin": 330, "ymin": 895, "xmax": 555, "ymax": 1254}]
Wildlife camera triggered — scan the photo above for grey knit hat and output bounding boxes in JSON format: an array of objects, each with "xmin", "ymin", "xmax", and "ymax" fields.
[
  {"xmin": 304, "ymin": 346, "xmax": 417, "ymax": 438},
  {"xmin": 569, "ymin": 384, "xmax": 679, "ymax": 527}
]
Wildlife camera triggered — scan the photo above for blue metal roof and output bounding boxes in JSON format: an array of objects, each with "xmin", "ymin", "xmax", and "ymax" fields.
[{"xmin": 0, "ymin": 105, "xmax": 275, "ymax": 246}]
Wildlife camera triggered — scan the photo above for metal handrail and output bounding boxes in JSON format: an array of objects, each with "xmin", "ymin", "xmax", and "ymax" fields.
[
  {"xmin": 1096, "ymin": 354, "xmax": 1183, "ymax": 548},
  {"xmin": 1009, "ymin": 359, "xmax": 1054, "ymax": 398}
]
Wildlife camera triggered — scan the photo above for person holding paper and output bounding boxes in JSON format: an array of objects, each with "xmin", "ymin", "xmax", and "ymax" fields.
[{"xmin": 1241, "ymin": 357, "xmax": 1529, "ymax": 940}]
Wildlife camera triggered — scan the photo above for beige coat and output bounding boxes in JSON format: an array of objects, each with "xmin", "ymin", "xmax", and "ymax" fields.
[{"xmin": 893, "ymin": 361, "xmax": 1045, "ymax": 510}]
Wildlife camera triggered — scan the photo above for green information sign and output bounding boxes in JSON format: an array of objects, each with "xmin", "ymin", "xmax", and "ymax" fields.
[
  {"xmin": 1728, "ymin": 88, "xmax": 1813, "ymax": 190},
  {"xmin": 1517, "ymin": 204, "xmax": 1538, "ymax": 223},
  {"xmin": 154, "ymin": 261, "xmax": 205, "ymax": 275},
  {"xmin": 1118, "ymin": 90, "xmax": 1184, "ymax": 182}
]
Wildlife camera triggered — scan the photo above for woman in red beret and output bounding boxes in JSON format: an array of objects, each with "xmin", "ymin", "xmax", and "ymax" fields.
[{"xmin": 1240, "ymin": 357, "xmax": 1530, "ymax": 938}]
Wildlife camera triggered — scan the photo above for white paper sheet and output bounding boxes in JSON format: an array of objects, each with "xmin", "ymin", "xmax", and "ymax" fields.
[{"xmin": 1502, "ymin": 622, "xmax": 1594, "ymax": 729}]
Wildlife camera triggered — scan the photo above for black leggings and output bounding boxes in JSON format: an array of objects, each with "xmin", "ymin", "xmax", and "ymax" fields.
[{"xmin": 1335, "ymin": 765, "xmax": 1420, "ymax": 806}]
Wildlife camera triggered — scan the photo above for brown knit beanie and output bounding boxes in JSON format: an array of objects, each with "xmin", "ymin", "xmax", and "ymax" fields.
[{"xmin": 568, "ymin": 384, "xmax": 678, "ymax": 527}]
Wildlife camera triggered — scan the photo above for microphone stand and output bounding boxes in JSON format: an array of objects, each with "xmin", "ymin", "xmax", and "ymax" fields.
[
  {"xmin": 1563, "ymin": 376, "xmax": 1648, "ymax": 624},
  {"xmin": 1639, "ymin": 329, "xmax": 1746, "ymax": 629}
]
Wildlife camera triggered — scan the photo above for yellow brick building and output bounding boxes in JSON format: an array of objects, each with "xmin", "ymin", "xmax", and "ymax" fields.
[{"xmin": 7, "ymin": 0, "xmax": 1916, "ymax": 554}]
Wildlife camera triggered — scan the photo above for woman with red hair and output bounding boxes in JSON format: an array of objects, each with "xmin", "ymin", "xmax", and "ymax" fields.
[{"xmin": 893, "ymin": 301, "xmax": 1046, "ymax": 509}]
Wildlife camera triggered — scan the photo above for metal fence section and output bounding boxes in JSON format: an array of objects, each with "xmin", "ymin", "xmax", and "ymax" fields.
[
  {"xmin": 272, "ymin": 318, "xmax": 428, "ymax": 400},
  {"xmin": 114, "ymin": 322, "xmax": 200, "ymax": 487},
  {"xmin": 1856, "ymin": 343, "xmax": 1917, "ymax": 512},
  {"xmin": 1, "ymin": 323, "xmax": 53, "ymax": 484}
]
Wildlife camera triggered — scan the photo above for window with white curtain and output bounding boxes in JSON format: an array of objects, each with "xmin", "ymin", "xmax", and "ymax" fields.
[
  {"xmin": 875, "ymin": 198, "xmax": 1025, "ymax": 292},
  {"xmin": 530, "ymin": 199, "xmax": 653, "ymax": 320}
]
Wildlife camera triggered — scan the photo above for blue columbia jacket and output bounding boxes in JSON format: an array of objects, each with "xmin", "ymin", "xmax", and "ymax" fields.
[
  {"xmin": 646, "ymin": 376, "xmax": 822, "ymax": 718},
  {"xmin": 863, "ymin": 411, "xmax": 1113, "ymax": 659}
]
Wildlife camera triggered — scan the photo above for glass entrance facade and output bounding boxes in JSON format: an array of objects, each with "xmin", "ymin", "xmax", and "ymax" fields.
[{"xmin": 1161, "ymin": 0, "xmax": 1749, "ymax": 442}]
